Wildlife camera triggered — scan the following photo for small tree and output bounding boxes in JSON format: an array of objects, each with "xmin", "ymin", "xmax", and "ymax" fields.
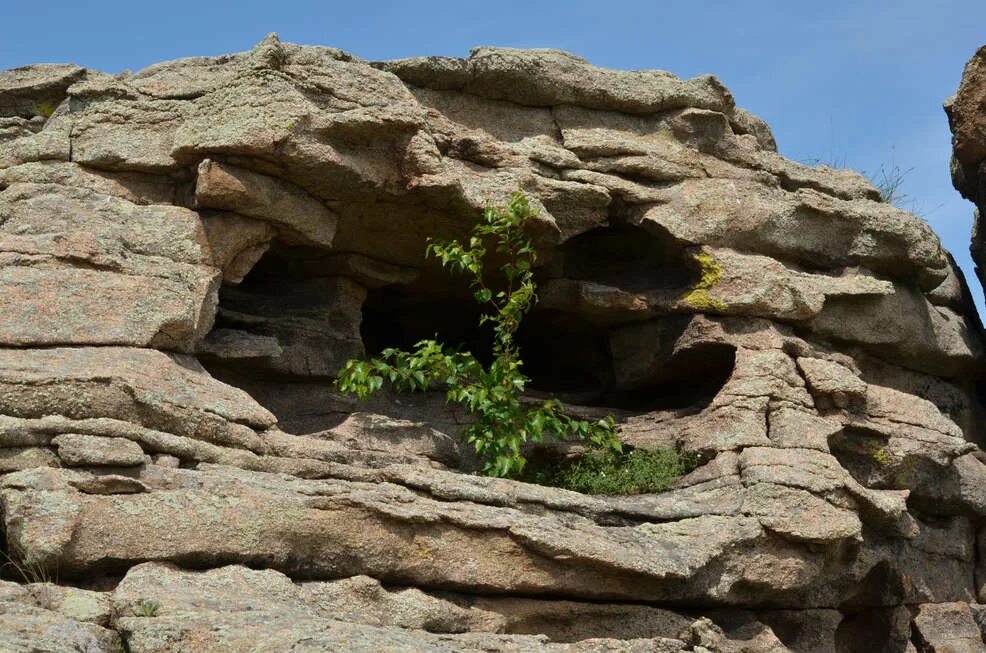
[{"xmin": 335, "ymin": 192, "xmax": 622, "ymax": 478}]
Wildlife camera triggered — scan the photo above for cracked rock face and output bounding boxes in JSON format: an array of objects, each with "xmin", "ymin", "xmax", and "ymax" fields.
[{"xmin": 2, "ymin": 34, "xmax": 986, "ymax": 651}]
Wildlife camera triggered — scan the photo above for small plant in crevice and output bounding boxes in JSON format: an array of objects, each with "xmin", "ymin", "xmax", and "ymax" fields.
[
  {"xmin": 335, "ymin": 191, "xmax": 623, "ymax": 478},
  {"xmin": 1, "ymin": 541, "xmax": 56, "ymax": 585},
  {"xmin": 804, "ymin": 147, "xmax": 940, "ymax": 216},
  {"xmin": 132, "ymin": 599, "xmax": 161, "ymax": 617},
  {"xmin": 1, "ymin": 543, "xmax": 59, "ymax": 610},
  {"xmin": 525, "ymin": 447, "xmax": 700, "ymax": 496}
]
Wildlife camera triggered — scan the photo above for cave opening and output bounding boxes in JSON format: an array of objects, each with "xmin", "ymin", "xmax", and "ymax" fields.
[
  {"xmin": 359, "ymin": 293, "xmax": 736, "ymax": 413},
  {"xmin": 198, "ymin": 223, "xmax": 736, "ymax": 434},
  {"xmin": 360, "ymin": 287, "xmax": 493, "ymax": 365},
  {"xmin": 200, "ymin": 240, "xmax": 367, "ymax": 381},
  {"xmin": 550, "ymin": 222, "xmax": 698, "ymax": 293}
]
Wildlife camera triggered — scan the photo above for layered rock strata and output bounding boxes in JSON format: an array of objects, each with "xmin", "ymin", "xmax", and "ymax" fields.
[{"xmin": 2, "ymin": 35, "xmax": 986, "ymax": 651}]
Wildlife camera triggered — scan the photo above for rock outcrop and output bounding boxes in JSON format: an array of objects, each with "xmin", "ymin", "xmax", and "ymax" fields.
[
  {"xmin": 2, "ymin": 35, "xmax": 986, "ymax": 651},
  {"xmin": 949, "ymin": 45, "xmax": 986, "ymax": 308}
]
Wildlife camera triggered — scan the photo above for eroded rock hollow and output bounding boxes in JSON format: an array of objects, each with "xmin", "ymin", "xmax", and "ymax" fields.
[{"xmin": 2, "ymin": 34, "xmax": 986, "ymax": 651}]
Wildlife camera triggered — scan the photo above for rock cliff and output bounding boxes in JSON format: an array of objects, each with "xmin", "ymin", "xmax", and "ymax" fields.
[
  {"xmin": 949, "ymin": 44, "xmax": 986, "ymax": 310},
  {"xmin": 2, "ymin": 34, "xmax": 986, "ymax": 651}
]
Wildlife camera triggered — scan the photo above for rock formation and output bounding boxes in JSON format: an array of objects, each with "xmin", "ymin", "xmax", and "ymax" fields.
[
  {"xmin": 949, "ymin": 44, "xmax": 986, "ymax": 308},
  {"xmin": 1, "ymin": 34, "xmax": 986, "ymax": 651}
]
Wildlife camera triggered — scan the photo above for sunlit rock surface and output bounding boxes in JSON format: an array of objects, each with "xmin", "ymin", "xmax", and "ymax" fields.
[{"xmin": 2, "ymin": 34, "xmax": 986, "ymax": 651}]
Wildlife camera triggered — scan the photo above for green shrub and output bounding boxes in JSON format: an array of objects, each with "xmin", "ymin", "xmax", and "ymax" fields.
[
  {"xmin": 336, "ymin": 191, "xmax": 622, "ymax": 478},
  {"xmin": 526, "ymin": 448, "xmax": 699, "ymax": 495}
]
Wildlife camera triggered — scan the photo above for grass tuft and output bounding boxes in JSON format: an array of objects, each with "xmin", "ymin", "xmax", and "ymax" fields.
[{"xmin": 871, "ymin": 161, "xmax": 914, "ymax": 208}]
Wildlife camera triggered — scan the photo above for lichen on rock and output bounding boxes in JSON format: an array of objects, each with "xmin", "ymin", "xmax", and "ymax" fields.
[{"xmin": 682, "ymin": 251, "xmax": 728, "ymax": 312}]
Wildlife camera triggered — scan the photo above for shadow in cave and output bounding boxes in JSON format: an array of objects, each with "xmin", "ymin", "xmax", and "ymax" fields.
[
  {"xmin": 360, "ymin": 288, "xmax": 735, "ymax": 414},
  {"xmin": 550, "ymin": 222, "xmax": 698, "ymax": 293},
  {"xmin": 361, "ymin": 288, "xmax": 494, "ymax": 365},
  {"xmin": 199, "ymin": 223, "xmax": 736, "ymax": 433}
]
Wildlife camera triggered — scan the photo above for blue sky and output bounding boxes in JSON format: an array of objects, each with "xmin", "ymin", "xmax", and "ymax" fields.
[{"xmin": 4, "ymin": 0, "xmax": 986, "ymax": 314}]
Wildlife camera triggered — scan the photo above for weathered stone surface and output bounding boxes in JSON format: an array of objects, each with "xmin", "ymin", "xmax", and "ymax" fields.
[
  {"xmin": 105, "ymin": 562, "xmax": 789, "ymax": 651},
  {"xmin": 0, "ymin": 347, "xmax": 275, "ymax": 444},
  {"xmin": 948, "ymin": 45, "xmax": 986, "ymax": 303},
  {"xmin": 632, "ymin": 182, "xmax": 948, "ymax": 290},
  {"xmin": 538, "ymin": 246, "xmax": 895, "ymax": 324},
  {"xmin": 70, "ymin": 474, "xmax": 149, "ymax": 495},
  {"xmin": 0, "ymin": 64, "xmax": 85, "ymax": 118},
  {"xmin": 0, "ymin": 578, "xmax": 120, "ymax": 652},
  {"xmin": 194, "ymin": 158, "xmax": 337, "ymax": 247},
  {"xmin": 0, "ymin": 160, "xmax": 177, "ymax": 204},
  {"xmin": 0, "ymin": 602, "xmax": 124, "ymax": 653},
  {"xmin": 200, "ymin": 211, "xmax": 274, "ymax": 284},
  {"xmin": 912, "ymin": 602, "xmax": 986, "ymax": 652},
  {"xmin": 948, "ymin": 46, "xmax": 986, "ymax": 172},
  {"xmin": 110, "ymin": 562, "xmax": 699, "ymax": 644},
  {"xmin": 0, "ymin": 181, "xmax": 218, "ymax": 351},
  {"xmin": 116, "ymin": 613, "xmax": 691, "ymax": 652},
  {"xmin": 810, "ymin": 282, "xmax": 981, "ymax": 377},
  {"xmin": 381, "ymin": 47, "xmax": 734, "ymax": 115},
  {"xmin": 52, "ymin": 434, "xmax": 146, "ymax": 467},
  {"xmin": 1, "ymin": 464, "xmax": 774, "ymax": 603},
  {"xmin": 0, "ymin": 446, "xmax": 59, "ymax": 472},
  {"xmin": 303, "ymin": 575, "xmax": 504, "ymax": 634},
  {"xmin": 743, "ymin": 485, "xmax": 857, "ymax": 545},
  {"xmin": 195, "ymin": 328, "xmax": 283, "ymax": 359},
  {"xmin": 795, "ymin": 357, "xmax": 868, "ymax": 410},
  {"xmin": 683, "ymin": 247, "xmax": 894, "ymax": 321},
  {"xmin": 66, "ymin": 73, "xmax": 185, "ymax": 172},
  {"xmin": 324, "ymin": 412, "xmax": 460, "ymax": 466},
  {"xmin": 464, "ymin": 596, "xmax": 694, "ymax": 642},
  {"xmin": 113, "ymin": 563, "xmax": 314, "ymax": 618},
  {"xmin": 1, "ymin": 36, "xmax": 985, "ymax": 648}
]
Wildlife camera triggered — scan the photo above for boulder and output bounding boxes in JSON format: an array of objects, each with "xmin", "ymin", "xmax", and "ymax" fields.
[
  {"xmin": 912, "ymin": 602, "xmax": 986, "ymax": 653},
  {"xmin": 0, "ymin": 181, "xmax": 219, "ymax": 351}
]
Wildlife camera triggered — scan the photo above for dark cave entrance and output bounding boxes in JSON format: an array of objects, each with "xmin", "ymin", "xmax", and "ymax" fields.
[
  {"xmin": 359, "ymin": 288, "xmax": 735, "ymax": 412},
  {"xmin": 197, "ymin": 240, "xmax": 374, "ymax": 435},
  {"xmin": 198, "ymin": 223, "xmax": 736, "ymax": 434},
  {"xmin": 357, "ymin": 221, "xmax": 735, "ymax": 412},
  {"xmin": 550, "ymin": 222, "xmax": 699, "ymax": 292}
]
